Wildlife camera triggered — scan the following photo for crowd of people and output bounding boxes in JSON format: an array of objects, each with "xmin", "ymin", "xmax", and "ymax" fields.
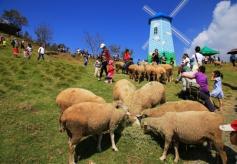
[{"xmin": 175, "ymin": 46, "xmax": 224, "ymax": 112}]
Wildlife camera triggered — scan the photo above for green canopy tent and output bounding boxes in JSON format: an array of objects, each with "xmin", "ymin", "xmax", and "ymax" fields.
[{"xmin": 200, "ymin": 46, "xmax": 219, "ymax": 56}]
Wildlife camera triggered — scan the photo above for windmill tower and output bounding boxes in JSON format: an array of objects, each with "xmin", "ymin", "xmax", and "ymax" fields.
[{"xmin": 143, "ymin": 0, "xmax": 191, "ymax": 64}]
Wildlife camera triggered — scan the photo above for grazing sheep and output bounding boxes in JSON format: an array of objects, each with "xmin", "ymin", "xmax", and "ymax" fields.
[
  {"xmin": 137, "ymin": 65, "xmax": 146, "ymax": 83},
  {"xmin": 56, "ymin": 88, "xmax": 106, "ymax": 114},
  {"xmin": 128, "ymin": 64, "xmax": 138, "ymax": 80},
  {"xmin": 141, "ymin": 111, "xmax": 227, "ymax": 163},
  {"xmin": 153, "ymin": 65, "xmax": 167, "ymax": 83},
  {"xmin": 113, "ymin": 79, "xmax": 136, "ymax": 104},
  {"xmin": 160, "ymin": 64, "xmax": 173, "ymax": 82},
  {"xmin": 60, "ymin": 102, "xmax": 130, "ymax": 164},
  {"xmin": 141, "ymin": 100, "xmax": 208, "ymax": 118},
  {"xmin": 127, "ymin": 82, "xmax": 165, "ymax": 124},
  {"xmin": 145, "ymin": 64, "xmax": 156, "ymax": 81}
]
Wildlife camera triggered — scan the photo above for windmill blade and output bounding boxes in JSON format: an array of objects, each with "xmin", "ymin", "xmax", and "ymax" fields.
[
  {"xmin": 142, "ymin": 39, "xmax": 149, "ymax": 50},
  {"xmin": 169, "ymin": 0, "xmax": 189, "ymax": 17},
  {"xmin": 143, "ymin": 5, "xmax": 156, "ymax": 16},
  {"xmin": 171, "ymin": 26, "xmax": 191, "ymax": 46}
]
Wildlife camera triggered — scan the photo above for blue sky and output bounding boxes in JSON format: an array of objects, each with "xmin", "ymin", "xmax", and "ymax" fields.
[{"xmin": 1, "ymin": 0, "xmax": 237, "ymax": 63}]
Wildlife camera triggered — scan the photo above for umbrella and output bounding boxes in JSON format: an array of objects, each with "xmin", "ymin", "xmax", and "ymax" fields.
[
  {"xmin": 227, "ymin": 48, "xmax": 237, "ymax": 55},
  {"xmin": 200, "ymin": 46, "xmax": 219, "ymax": 56}
]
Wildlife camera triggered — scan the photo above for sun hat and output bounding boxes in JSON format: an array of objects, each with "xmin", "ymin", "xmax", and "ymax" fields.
[
  {"xmin": 100, "ymin": 43, "xmax": 106, "ymax": 49},
  {"xmin": 219, "ymin": 120, "xmax": 237, "ymax": 131}
]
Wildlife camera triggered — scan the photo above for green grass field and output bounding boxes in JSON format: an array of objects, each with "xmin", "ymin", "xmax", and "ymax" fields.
[{"xmin": 0, "ymin": 36, "xmax": 237, "ymax": 164}]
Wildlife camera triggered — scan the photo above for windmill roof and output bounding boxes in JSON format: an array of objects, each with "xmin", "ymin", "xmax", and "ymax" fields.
[{"xmin": 149, "ymin": 12, "xmax": 172, "ymax": 24}]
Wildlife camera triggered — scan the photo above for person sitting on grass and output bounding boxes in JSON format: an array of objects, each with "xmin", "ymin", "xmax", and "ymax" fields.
[
  {"xmin": 182, "ymin": 65, "xmax": 216, "ymax": 112},
  {"xmin": 210, "ymin": 70, "xmax": 224, "ymax": 110}
]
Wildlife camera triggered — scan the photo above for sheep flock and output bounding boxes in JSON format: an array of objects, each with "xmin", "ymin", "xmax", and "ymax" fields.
[{"xmin": 57, "ymin": 79, "xmax": 228, "ymax": 164}]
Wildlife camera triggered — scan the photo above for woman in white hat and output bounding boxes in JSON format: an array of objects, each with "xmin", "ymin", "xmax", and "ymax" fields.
[{"xmin": 98, "ymin": 43, "xmax": 111, "ymax": 81}]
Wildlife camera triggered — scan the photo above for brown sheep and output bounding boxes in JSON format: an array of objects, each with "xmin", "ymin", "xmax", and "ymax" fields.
[
  {"xmin": 56, "ymin": 88, "xmax": 106, "ymax": 114},
  {"xmin": 160, "ymin": 64, "xmax": 173, "ymax": 82},
  {"xmin": 141, "ymin": 100, "xmax": 208, "ymax": 118},
  {"xmin": 113, "ymin": 79, "xmax": 136, "ymax": 104},
  {"xmin": 136, "ymin": 65, "xmax": 146, "ymax": 82},
  {"xmin": 115, "ymin": 61, "xmax": 125, "ymax": 73},
  {"xmin": 60, "ymin": 102, "xmax": 130, "ymax": 164},
  {"xmin": 144, "ymin": 64, "xmax": 156, "ymax": 81},
  {"xmin": 141, "ymin": 111, "xmax": 227, "ymax": 163},
  {"xmin": 127, "ymin": 81, "xmax": 166, "ymax": 124},
  {"xmin": 153, "ymin": 65, "xmax": 167, "ymax": 83},
  {"xmin": 128, "ymin": 64, "xmax": 139, "ymax": 80}
]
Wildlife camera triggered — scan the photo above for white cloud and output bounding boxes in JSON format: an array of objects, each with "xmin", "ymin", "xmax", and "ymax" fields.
[{"xmin": 187, "ymin": 1, "xmax": 237, "ymax": 61}]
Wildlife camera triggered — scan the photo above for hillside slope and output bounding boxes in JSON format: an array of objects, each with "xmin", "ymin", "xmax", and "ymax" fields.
[{"xmin": 0, "ymin": 37, "xmax": 236, "ymax": 163}]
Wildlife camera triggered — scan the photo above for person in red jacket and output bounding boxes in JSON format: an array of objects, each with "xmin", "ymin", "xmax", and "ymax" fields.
[
  {"xmin": 98, "ymin": 43, "xmax": 111, "ymax": 81},
  {"xmin": 123, "ymin": 49, "xmax": 131, "ymax": 74},
  {"xmin": 105, "ymin": 60, "xmax": 115, "ymax": 84}
]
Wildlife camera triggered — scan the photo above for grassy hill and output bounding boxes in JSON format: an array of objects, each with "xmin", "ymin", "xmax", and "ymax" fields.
[{"xmin": 0, "ymin": 35, "xmax": 237, "ymax": 163}]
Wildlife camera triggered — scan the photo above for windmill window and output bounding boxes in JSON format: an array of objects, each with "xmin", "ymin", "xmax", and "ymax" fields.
[{"xmin": 154, "ymin": 27, "xmax": 158, "ymax": 35}]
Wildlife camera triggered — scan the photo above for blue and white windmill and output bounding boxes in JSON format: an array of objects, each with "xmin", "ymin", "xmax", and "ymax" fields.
[{"xmin": 142, "ymin": 0, "xmax": 191, "ymax": 64}]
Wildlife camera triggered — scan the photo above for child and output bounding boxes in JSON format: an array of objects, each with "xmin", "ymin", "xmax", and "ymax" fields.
[
  {"xmin": 104, "ymin": 60, "xmax": 115, "ymax": 84},
  {"xmin": 94, "ymin": 58, "xmax": 101, "ymax": 79},
  {"xmin": 210, "ymin": 70, "xmax": 224, "ymax": 110}
]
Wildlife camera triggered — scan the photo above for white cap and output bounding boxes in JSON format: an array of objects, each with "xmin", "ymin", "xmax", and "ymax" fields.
[
  {"xmin": 219, "ymin": 124, "xmax": 235, "ymax": 131},
  {"xmin": 219, "ymin": 120, "xmax": 237, "ymax": 132},
  {"xmin": 100, "ymin": 43, "xmax": 106, "ymax": 49}
]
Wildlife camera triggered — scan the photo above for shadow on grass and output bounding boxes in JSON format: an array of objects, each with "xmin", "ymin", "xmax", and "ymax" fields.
[
  {"xmin": 75, "ymin": 133, "xmax": 122, "ymax": 162},
  {"xmin": 223, "ymin": 82, "xmax": 237, "ymax": 90},
  {"xmin": 147, "ymin": 132, "xmax": 236, "ymax": 163}
]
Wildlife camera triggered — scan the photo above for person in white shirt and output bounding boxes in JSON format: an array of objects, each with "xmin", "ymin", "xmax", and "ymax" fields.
[
  {"xmin": 191, "ymin": 46, "xmax": 204, "ymax": 71},
  {"xmin": 38, "ymin": 44, "xmax": 45, "ymax": 60}
]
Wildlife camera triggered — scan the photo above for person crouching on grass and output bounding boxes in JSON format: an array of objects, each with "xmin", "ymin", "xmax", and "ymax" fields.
[
  {"xmin": 210, "ymin": 70, "xmax": 224, "ymax": 110},
  {"xmin": 104, "ymin": 60, "xmax": 115, "ymax": 84}
]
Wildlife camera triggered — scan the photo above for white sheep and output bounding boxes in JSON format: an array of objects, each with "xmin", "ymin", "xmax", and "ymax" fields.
[
  {"xmin": 128, "ymin": 81, "xmax": 166, "ymax": 116},
  {"xmin": 113, "ymin": 79, "xmax": 136, "ymax": 105},
  {"xmin": 124, "ymin": 81, "xmax": 165, "ymax": 125},
  {"xmin": 60, "ymin": 102, "xmax": 129, "ymax": 164},
  {"xmin": 141, "ymin": 111, "xmax": 227, "ymax": 163},
  {"xmin": 56, "ymin": 88, "xmax": 106, "ymax": 114},
  {"xmin": 141, "ymin": 100, "xmax": 208, "ymax": 118}
]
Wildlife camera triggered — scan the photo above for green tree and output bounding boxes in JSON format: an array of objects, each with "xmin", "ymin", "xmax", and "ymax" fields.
[{"xmin": 2, "ymin": 9, "xmax": 28, "ymax": 29}]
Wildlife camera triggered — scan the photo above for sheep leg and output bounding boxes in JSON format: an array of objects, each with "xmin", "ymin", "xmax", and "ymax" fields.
[
  {"xmin": 68, "ymin": 139, "xmax": 76, "ymax": 164},
  {"xmin": 97, "ymin": 134, "xmax": 103, "ymax": 152},
  {"xmin": 110, "ymin": 132, "xmax": 118, "ymax": 151},
  {"xmin": 160, "ymin": 137, "xmax": 171, "ymax": 161},
  {"xmin": 213, "ymin": 140, "xmax": 227, "ymax": 164},
  {"xmin": 173, "ymin": 141, "xmax": 180, "ymax": 163}
]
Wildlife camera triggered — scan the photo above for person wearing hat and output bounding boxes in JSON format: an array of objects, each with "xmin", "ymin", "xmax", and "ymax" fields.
[
  {"xmin": 98, "ymin": 43, "xmax": 111, "ymax": 81},
  {"xmin": 220, "ymin": 120, "xmax": 237, "ymax": 145}
]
